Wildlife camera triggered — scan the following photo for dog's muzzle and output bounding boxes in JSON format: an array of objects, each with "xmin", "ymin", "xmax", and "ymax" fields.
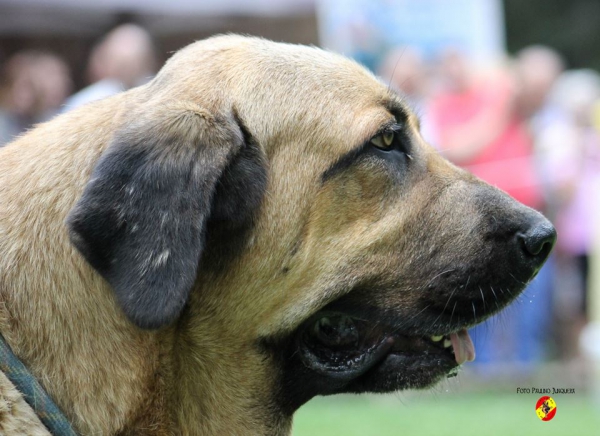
[{"xmin": 273, "ymin": 209, "xmax": 555, "ymax": 411}]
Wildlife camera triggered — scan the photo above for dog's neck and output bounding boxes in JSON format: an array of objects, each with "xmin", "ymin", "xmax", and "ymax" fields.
[{"xmin": 157, "ymin": 312, "xmax": 292, "ymax": 436}]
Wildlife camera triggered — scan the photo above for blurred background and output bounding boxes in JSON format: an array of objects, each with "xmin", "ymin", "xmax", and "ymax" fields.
[{"xmin": 0, "ymin": 0, "xmax": 598, "ymax": 434}]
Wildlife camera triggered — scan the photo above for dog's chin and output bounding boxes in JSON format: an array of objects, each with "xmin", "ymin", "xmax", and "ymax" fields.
[
  {"xmin": 269, "ymin": 284, "xmax": 494, "ymax": 414},
  {"xmin": 289, "ymin": 313, "xmax": 473, "ymax": 396}
]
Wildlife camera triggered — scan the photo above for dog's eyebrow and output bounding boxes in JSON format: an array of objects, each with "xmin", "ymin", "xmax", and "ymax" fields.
[
  {"xmin": 384, "ymin": 98, "xmax": 418, "ymax": 127},
  {"xmin": 321, "ymin": 100, "xmax": 414, "ymax": 183},
  {"xmin": 321, "ymin": 117, "xmax": 398, "ymax": 183},
  {"xmin": 384, "ymin": 93, "xmax": 423, "ymax": 131}
]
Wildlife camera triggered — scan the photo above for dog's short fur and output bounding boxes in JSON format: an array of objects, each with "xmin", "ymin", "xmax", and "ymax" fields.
[{"xmin": 0, "ymin": 35, "xmax": 555, "ymax": 435}]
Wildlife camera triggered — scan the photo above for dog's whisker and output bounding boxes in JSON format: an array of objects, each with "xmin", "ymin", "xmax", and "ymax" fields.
[
  {"xmin": 429, "ymin": 286, "xmax": 457, "ymax": 331},
  {"xmin": 489, "ymin": 286, "xmax": 498, "ymax": 301},
  {"xmin": 489, "ymin": 286, "xmax": 501, "ymax": 311},
  {"xmin": 441, "ymin": 288, "xmax": 457, "ymax": 314},
  {"xmin": 425, "ymin": 269, "xmax": 456, "ymax": 287},
  {"xmin": 509, "ymin": 272, "xmax": 527, "ymax": 286},
  {"xmin": 386, "ymin": 47, "xmax": 407, "ymax": 92},
  {"xmin": 478, "ymin": 286, "xmax": 486, "ymax": 311},
  {"xmin": 449, "ymin": 301, "xmax": 458, "ymax": 326}
]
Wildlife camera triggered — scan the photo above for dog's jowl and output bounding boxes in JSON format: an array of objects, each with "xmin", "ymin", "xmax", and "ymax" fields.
[{"xmin": 0, "ymin": 35, "xmax": 555, "ymax": 435}]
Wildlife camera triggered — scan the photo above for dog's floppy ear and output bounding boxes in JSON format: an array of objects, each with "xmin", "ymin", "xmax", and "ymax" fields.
[{"xmin": 67, "ymin": 102, "xmax": 251, "ymax": 329}]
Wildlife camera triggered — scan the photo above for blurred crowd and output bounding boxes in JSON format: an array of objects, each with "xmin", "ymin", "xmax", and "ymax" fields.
[
  {"xmin": 380, "ymin": 44, "xmax": 600, "ymax": 370},
  {"xmin": 0, "ymin": 23, "xmax": 156, "ymax": 145},
  {"xmin": 1, "ymin": 24, "xmax": 599, "ymax": 371}
]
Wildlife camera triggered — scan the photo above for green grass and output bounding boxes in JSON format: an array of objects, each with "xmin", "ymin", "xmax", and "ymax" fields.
[{"xmin": 293, "ymin": 390, "xmax": 599, "ymax": 436}]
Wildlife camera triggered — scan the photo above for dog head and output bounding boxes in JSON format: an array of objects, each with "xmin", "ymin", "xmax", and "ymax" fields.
[{"xmin": 66, "ymin": 35, "xmax": 555, "ymax": 431}]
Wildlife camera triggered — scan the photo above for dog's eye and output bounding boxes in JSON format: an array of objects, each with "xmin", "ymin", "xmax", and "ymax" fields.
[
  {"xmin": 370, "ymin": 131, "xmax": 395, "ymax": 151},
  {"xmin": 368, "ymin": 124, "xmax": 412, "ymax": 161}
]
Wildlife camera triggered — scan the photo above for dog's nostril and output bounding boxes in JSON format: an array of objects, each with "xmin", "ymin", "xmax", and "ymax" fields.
[{"xmin": 517, "ymin": 223, "xmax": 557, "ymax": 259}]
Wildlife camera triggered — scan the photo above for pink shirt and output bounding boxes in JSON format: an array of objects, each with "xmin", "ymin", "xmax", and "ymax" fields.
[
  {"xmin": 465, "ymin": 120, "xmax": 543, "ymax": 210},
  {"xmin": 430, "ymin": 85, "xmax": 543, "ymax": 209}
]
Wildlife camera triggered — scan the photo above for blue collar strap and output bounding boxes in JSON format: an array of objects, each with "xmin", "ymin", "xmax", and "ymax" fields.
[{"xmin": 0, "ymin": 333, "xmax": 77, "ymax": 435}]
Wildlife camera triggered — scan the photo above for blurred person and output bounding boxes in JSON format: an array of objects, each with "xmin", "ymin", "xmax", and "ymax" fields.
[
  {"xmin": 427, "ymin": 49, "xmax": 512, "ymax": 169},
  {"xmin": 0, "ymin": 51, "xmax": 72, "ymax": 146},
  {"xmin": 514, "ymin": 46, "xmax": 565, "ymax": 216},
  {"xmin": 63, "ymin": 23, "xmax": 157, "ymax": 111},
  {"xmin": 578, "ymin": 100, "xmax": 600, "ymax": 403},
  {"xmin": 514, "ymin": 45, "xmax": 565, "ymax": 127},
  {"xmin": 539, "ymin": 70, "xmax": 600, "ymax": 358},
  {"xmin": 427, "ymin": 48, "xmax": 542, "ymax": 207},
  {"xmin": 507, "ymin": 46, "xmax": 565, "ymax": 362},
  {"xmin": 428, "ymin": 48, "xmax": 554, "ymax": 371}
]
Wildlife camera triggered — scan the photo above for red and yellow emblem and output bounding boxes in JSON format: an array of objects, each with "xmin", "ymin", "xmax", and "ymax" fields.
[{"xmin": 535, "ymin": 396, "xmax": 556, "ymax": 421}]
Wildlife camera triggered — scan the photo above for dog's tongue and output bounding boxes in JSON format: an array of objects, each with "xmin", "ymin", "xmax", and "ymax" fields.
[{"xmin": 450, "ymin": 329, "xmax": 475, "ymax": 364}]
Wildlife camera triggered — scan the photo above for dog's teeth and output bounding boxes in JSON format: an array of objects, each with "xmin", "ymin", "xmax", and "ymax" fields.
[
  {"xmin": 443, "ymin": 339, "xmax": 452, "ymax": 348},
  {"xmin": 430, "ymin": 335, "xmax": 443, "ymax": 342}
]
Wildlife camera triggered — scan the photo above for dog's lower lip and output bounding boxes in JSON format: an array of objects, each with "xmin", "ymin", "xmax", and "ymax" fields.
[
  {"xmin": 299, "ymin": 315, "xmax": 395, "ymax": 378},
  {"xmin": 299, "ymin": 314, "xmax": 474, "ymax": 383},
  {"xmin": 299, "ymin": 336, "xmax": 394, "ymax": 378}
]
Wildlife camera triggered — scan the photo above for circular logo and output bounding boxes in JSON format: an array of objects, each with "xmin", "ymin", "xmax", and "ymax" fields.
[{"xmin": 535, "ymin": 396, "xmax": 557, "ymax": 421}]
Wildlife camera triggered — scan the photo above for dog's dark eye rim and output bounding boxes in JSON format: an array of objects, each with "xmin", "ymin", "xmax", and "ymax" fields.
[
  {"xmin": 321, "ymin": 122, "xmax": 412, "ymax": 183},
  {"xmin": 368, "ymin": 123, "xmax": 411, "ymax": 158},
  {"xmin": 370, "ymin": 123, "xmax": 401, "ymax": 150}
]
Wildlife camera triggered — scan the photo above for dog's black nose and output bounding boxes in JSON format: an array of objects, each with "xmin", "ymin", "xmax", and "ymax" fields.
[{"xmin": 517, "ymin": 220, "xmax": 556, "ymax": 262}]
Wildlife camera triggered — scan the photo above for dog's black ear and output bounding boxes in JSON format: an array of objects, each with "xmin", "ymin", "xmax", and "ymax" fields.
[{"xmin": 67, "ymin": 103, "xmax": 253, "ymax": 329}]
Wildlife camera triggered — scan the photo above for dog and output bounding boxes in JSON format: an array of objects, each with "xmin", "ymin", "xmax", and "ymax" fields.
[{"xmin": 0, "ymin": 35, "xmax": 555, "ymax": 435}]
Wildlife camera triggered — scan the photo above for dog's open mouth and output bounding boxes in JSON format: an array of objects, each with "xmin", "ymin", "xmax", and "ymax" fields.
[{"xmin": 297, "ymin": 313, "xmax": 475, "ymax": 392}]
